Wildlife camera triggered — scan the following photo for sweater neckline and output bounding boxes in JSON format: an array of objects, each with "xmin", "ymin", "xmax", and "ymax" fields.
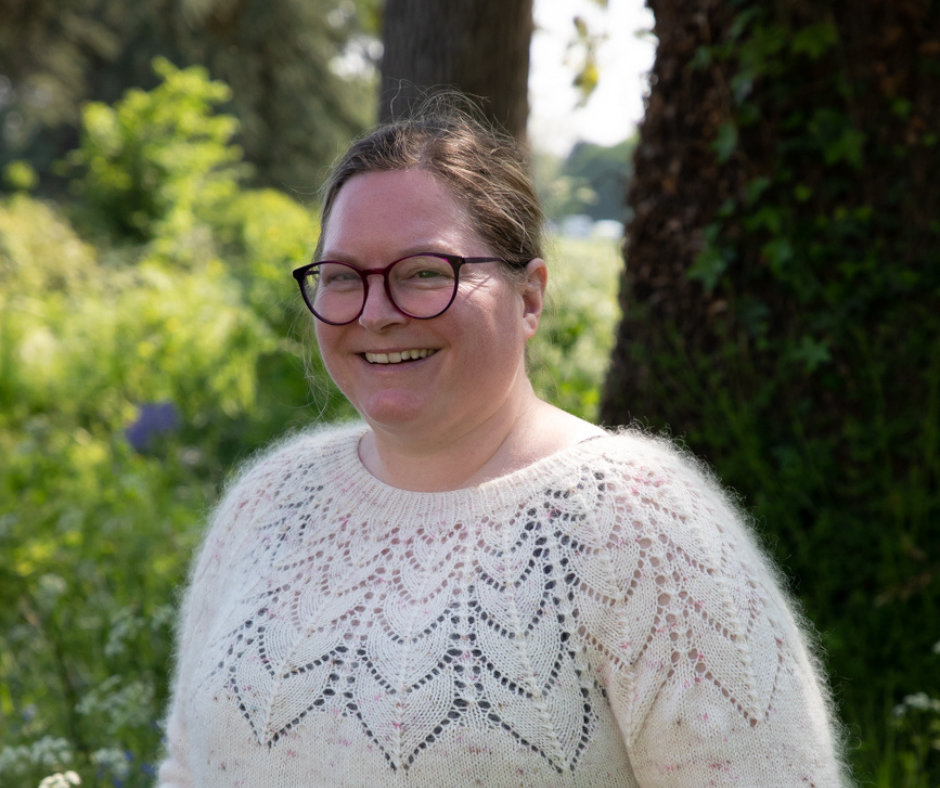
[{"xmin": 324, "ymin": 422, "xmax": 618, "ymax": 515}]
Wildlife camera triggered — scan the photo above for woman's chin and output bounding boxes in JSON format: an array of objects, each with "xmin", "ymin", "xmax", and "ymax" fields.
[{"xmin": 356, "ymin": 392, "xmax": 433, "ymax": 431}]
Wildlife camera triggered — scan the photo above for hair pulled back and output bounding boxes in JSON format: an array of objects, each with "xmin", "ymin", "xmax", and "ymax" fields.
[{"xmin": 317, "ymin": 96, "xmax": 543, "ymax": 268}]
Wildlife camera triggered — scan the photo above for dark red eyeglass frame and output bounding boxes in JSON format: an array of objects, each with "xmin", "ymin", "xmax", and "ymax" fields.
[{"xmin": 291, "ymin": 253, "xmax": 527, "ymax": 325}]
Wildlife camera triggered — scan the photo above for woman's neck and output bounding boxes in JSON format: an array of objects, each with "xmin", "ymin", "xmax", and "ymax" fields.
[{"xmin": 358, "ymin": 385, "xmax": 605, "ymax": 492}]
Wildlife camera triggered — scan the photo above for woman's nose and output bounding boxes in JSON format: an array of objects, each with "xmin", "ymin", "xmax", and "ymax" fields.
[{"xmin": 358, "ymin": 275, "xmax": 408, "ymax": 332}]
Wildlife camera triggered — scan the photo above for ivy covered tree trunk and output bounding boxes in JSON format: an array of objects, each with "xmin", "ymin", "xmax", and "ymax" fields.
[
  {"xmin": 602, "ymin": 0, "xmax": 940, "ymax": 781},
  {"xmin": 379, "ymin": 0, "xmax": 533, "ymax": 141}
]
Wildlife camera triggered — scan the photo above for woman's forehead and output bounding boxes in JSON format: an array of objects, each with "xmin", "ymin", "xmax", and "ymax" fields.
[{"xmin": 322, "ymin": 170, "xmax": 488, "ymax": 259}]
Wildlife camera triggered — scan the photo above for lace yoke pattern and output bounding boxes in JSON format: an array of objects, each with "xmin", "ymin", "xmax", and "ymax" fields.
[{"xmin": 190, "ymin": 428, "xmax": 799, "ymax": 780}]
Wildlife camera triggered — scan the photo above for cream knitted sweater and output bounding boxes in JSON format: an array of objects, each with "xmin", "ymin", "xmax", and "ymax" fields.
[{"xmin": 157, "ymin": 423, "xmax": 848, "ymax": 788}]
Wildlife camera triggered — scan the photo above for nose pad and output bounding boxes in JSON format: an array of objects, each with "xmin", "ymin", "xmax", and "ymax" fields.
[{"xmin": 358, "ymin": 275, "xmax": 407, "ymax": 331}]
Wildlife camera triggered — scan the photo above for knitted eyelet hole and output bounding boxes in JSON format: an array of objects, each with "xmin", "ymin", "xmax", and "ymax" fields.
[{"xmin": 199, "ymin": 446, "xmax": 801, "ymax": 780}]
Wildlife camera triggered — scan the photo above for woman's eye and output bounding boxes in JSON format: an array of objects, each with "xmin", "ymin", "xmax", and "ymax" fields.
[
  {"xmin": 397, "ymin": 258, "xmax": 454, "ymax": 281},
  {"xmin": 320, "ymin": 268, "xmax": 360, "ymax": 287}
]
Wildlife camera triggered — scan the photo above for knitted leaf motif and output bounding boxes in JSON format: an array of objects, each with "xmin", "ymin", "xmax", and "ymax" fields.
[
  {"xmin": 195, "ymin": 449, "xmax": 789, "ymax": 774},
  {"xmin": 161, "ymin": 428, "xmax": 851, "ymax": 788},
  {"xmin": 566, "ymin": 465, "xmax": 788, "ymax": 739},
  {"xmin": 199, "ymin": 488, "xmax": 604, "ymax": 772}
]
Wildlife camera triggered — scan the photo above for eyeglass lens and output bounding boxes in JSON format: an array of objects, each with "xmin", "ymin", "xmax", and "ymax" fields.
[{"xmin": 302, "ymin": 255, "xmax": 458, "ymax": 324}]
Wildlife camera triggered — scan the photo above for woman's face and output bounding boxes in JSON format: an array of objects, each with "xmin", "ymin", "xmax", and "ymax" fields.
[{"xmin": 314, "ymin": 169, "xmax": 543, "ymax": 439}]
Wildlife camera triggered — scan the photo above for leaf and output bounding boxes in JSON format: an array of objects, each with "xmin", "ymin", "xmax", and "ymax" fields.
[
  {"xmin": 689, "ymin": 244, "xmax": 728, "ymax": 292},
  {"xmin": 712, "ymin": 121, "xmax": 738, "ymax": 163},
  {"xmin": 689, "ymin": 45, "xmax": 712, "ymax": 71},
  {"xmin": 791, "ymin": 23, "xmax": 839, "ymax": 60},
  {"xmin": 727, "ymin": 7, "xmax": 761, "ymax": 41},
  {"xmin": 789, "ymin": 335, "xmax": 832, "ymax": 373},
  {"xmin": 744, "ymin": 176, "xmax": 772, "ymax": 206},
  {"xmin": 794, "ymin": 184, "xmax": 813, "ymax": 202},
  {"xmin": 761, "ymin": 237, "xmax": 794, "ymax": 274},
  {"xmin": 826, "ymin": 128, "xmax": 866, "ymax": 170}
]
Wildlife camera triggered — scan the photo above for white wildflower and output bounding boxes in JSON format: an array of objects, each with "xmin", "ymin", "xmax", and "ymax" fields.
[
  {"xmin": 76, "ymin": 676, "xmax": 153, "ymax": 736},
  {"xmin": 900, "ymin": 692, "xmax": 940, "ymax": 713},
  {"xmin": 0, "ymin": 737, "xmax": 73, "ymax": 777},
  {"xmin": 37, "ymin": 771, "xmax": 81, "ymax": 788}
]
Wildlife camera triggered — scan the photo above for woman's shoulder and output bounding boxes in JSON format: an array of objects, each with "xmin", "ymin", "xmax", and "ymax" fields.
[
  {"xmin": 572, "ymin": 427, "xmax": 761, "ymax": 562},
  {"xmin": 527, "ymin": 404, "xmax": 709, "ymax": 487},
  {"xmin": 214, "ymin": 420, "xmax": 366, "ymax": 514},
  {"xmin": 238, "ymin": 418, "xmax": 364, "ymax": 474},
  {"xmin": 583, "ymin": 426, "xmax": 731, "ymax": 498},
  {"xmin": 190, "ymin": 421, "xmax": 366, "ymax": 571}
]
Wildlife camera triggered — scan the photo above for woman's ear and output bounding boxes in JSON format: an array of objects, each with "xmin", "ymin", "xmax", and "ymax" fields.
[{"xmin": 520, "ymin": 258, "xmax": 547, "ymax": 339}]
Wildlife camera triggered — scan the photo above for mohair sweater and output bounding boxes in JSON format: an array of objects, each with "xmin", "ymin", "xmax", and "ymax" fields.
[{"xmin": 157, "ymin": 423, "xmax": 849, "ymax": 788}]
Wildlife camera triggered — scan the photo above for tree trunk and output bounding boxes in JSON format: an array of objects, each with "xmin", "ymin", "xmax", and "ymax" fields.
[
  {"xmin": 601, "ymin": 0, "xmax": 940, "ymax": 776},
  {"xmin": 600, "ymin": 0, "xmax": 741, "ymax": 430},
  {"xmin": 379, "ymin": 0, "xmax": 533, "ymax": 142}
]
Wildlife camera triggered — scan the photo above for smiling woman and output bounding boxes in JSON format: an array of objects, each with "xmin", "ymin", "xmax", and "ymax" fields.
[
  {"xmin": 156, "ymin": 100, "xmax": 852, "ymax": 788},
  {"xmin": 311, "ymin": 167, "xmax": 579, "ymax": 491}
]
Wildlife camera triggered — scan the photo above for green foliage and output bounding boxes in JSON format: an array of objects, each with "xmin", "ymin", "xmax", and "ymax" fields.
[
  {"xmin": 614, "ymin": 2, "xmax": 940, "ymax": 784},
  {"xmin": 69, "ymin": 58, "xmax": 243, "ymax": 244},
  {"xmin": 888, "ymin": 680, "xmax": 940, "ymax": 788},
  {"xmin": 0, "ymin": 0, "xmax": 376, "ymax": 194},
  {"xmin": 570, "ymin": 15, "xmax": 602, "ymax": 104},
  {"xmin": 530, "ymin": 237, "xmax": 622, "ymax": 422},
  {"xmin": 0, "ymin": 67, "xmax": 620, "ymax": 785},
  {"xmin": 534, "ymin": 138, "xmax": 636, "ymax": 223},
  {"xmin": 0, "ymin": 65, "xmax": 355, "ymax": 787},
  {"xmin": 0, "ymin": 194, "xmax": 254, "ymax": 787},
  {"xmin": 3, "ymin": 161, "xmax": 39, "ymax": 193}
]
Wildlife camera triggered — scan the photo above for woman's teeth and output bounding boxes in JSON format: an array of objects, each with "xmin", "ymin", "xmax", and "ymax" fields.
[{"xmin": 364, "ymin": 349, "xmax": 435, "ymax": 364}]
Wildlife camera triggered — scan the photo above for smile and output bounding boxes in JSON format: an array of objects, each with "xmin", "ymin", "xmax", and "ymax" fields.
[{"xmin": 363, "ymin": 349, "xmax": 437, "ymax": 364}]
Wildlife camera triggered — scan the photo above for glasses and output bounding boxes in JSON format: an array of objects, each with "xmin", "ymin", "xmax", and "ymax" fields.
[{"xmin": 292, "ymin": 253, "xmax": 522, "ymax": 325}]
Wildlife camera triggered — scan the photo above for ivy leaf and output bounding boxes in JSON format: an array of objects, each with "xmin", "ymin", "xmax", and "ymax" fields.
[
  {"xmin": 809, "ymin": 109, "xmax": 866, "ymax": 170},
  {"xmin": 761, "ymin": 237, "xmax": 794, "ymax": 275},
  {"xmin": 689, "ymin": 225, "xmax": 733, "ymax": 292},
  {"xmin": 713, "ymin": 121, "xmax": 738, "ymax": 163},
  {"xmin": 794, "ymin": 184, "xmax": 813, "ymax": 202},
  {"xmin": 791, "ymin": 23, "xmax": 839, "ymax": 60},
  {"xmin": 826, "ymin": 128, "xmax": 866, "ymax": 169},
  {"xmin": 731, "ymin": 72, "xmax": 755, "ymax": 103},
  {"xmin": 689, "ymin": 246, "xmax": 727, "ymax": 292},
  {"xmin": 744, "ymin": 176, "xmax": 772, "ymax": 206},
  {"xmin": 789, "ymin": 335, "xmax": 832, "ymax": 373},
  {"xmin": 690, "ymin": 45, "xmax": 712, "ymax": 71},
  {"xmin": 727, "ymin": 7, "xmax": 761, "ymax": 41}
]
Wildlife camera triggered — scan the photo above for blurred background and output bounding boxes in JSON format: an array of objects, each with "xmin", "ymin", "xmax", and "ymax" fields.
[{"xmin": 0, "ymin": 0, "xmax": 937, "ymax": 786}]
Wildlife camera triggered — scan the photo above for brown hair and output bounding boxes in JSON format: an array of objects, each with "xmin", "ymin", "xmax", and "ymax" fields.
[{"xmin": 315, "ymin": 96, "xmax": 543, "ymax": 270}]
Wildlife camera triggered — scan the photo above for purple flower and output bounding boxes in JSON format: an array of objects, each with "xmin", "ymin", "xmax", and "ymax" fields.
[{"xmin": 126, "ymin": 401, "xmax": 179, "ymax": 452}]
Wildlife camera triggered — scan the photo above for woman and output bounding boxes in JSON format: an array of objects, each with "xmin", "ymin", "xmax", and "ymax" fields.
[{"xmin": 157, "ymin": 106, "xmax": 851, "ymax": 787}]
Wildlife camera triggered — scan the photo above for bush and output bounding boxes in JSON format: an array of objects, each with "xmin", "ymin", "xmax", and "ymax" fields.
[
  {"xmin": 0, "ymin": 192, "xmax": 276, "ymax": 786},
  {"xmin": 68, "ymin": 58, "xmax": 244, "ymax": 248},
  {"xmin": 530, "ymin": 236, "xmax": 622, "ymax": 422},
  {"xmin": 0, "ymin": 62, "xmax": 354, "ymax": 787}
]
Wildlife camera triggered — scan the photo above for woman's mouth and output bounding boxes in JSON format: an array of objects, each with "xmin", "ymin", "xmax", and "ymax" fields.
[{"xmin": 363, "ymin": 349, "xmax": 437, "ymax": 365}]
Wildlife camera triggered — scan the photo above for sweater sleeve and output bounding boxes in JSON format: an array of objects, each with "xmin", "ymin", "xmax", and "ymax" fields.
[
  {"xmin": 155, "ymin": 438, "xmax": 305, "ymax": 788},
  {"xmin": 576, "ymin": 436, "xmax": 851, "ymax": 788}
]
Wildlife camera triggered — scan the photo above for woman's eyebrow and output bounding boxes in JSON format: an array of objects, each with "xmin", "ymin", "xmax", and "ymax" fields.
[{"xmin": 318, "ymin": 245, "xmax": 458, "ymax": 263}]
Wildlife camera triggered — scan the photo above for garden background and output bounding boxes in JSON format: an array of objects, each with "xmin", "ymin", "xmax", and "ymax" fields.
[{"xmin": 1, "ymin": 1, "xmax": 939, "ymax": 786}]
